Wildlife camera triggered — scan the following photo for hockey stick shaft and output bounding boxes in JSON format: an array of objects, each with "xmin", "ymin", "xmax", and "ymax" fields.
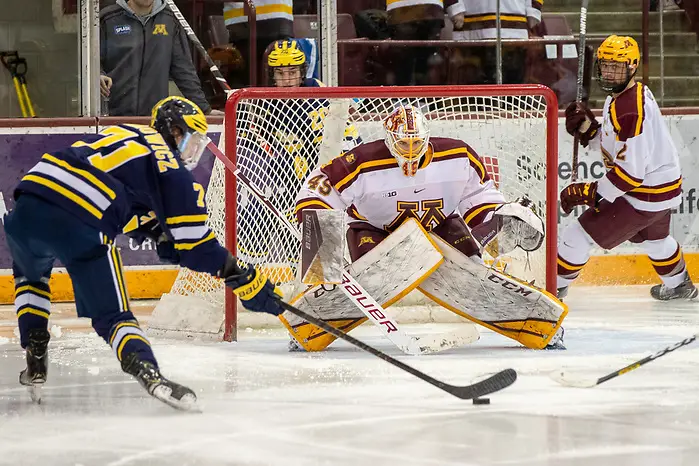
[
  {"xmin": 164, "ymin": 0, "xmax": 232, "ymax": 93},
  {"xmin": 571, "ymin": 0, "xmax": 589, "ymax": 182},
  {"xmin": 206, "ymin": 140, "xmax": 473, "ymax": 355},
  {"xmin": 595, "ymin": 334, "xmax": 697, "ymax": 386},
  {"xmin": 280, "ymin": 300, "xmax": 516, "ymax": 399}
]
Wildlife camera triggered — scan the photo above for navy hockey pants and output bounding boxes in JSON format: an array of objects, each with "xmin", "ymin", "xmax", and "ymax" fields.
[{"xmin": 3, "ymin": 194, "xmax": 156, "ymax": 365}]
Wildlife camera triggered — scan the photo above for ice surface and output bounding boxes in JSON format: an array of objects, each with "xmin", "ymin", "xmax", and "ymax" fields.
[{"xmin": 1, "ymin": 285, "xmax": 699, "ymax": 466}]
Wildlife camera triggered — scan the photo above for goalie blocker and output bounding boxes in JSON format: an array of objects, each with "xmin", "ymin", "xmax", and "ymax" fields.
[{"xmin": 283, "ymin": 214, "xmax": 566, "ymax": 351}]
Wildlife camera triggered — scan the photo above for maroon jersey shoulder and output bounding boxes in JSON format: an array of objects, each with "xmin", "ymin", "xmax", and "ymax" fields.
[
  {"xmin": 610, "ymin": 82, "xmax": 646, "ymax": 142},
  {"xmin": 320, "ymin": 140, "xmax": 396, "ymax": 192}
]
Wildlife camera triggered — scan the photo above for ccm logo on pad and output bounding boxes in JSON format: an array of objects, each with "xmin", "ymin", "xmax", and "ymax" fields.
[{"xmin": 487, "ymin": 274, "xmax": 532, "ymax": 297}]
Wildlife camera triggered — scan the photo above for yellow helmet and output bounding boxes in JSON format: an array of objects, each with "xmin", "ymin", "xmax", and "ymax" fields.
[
  {"xmin": 267, "ymin": 40, "xmax": 306, "ymax": 68},
  {"xmin": 267, "ymin": 40, "xmax": 307, "ymax": 87},
  {"xmin": 596, "ymin": 35, "xmax": 640, "ymax": 94}
]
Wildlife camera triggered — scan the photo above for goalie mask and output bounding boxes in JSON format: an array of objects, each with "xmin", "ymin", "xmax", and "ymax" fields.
[
  {"xmin": 383, "ymin": 105, "xmax": 430, "ymax": 177},
  {"xmin": 151, "ymin": 96, "xmax": 209, "ymax": 171},
  {"xmin": 267, "ymin": 39, "xmax": 307, "ymax": 88},
  {"xmin": 596, "ymin": 35, "xmax": 640, "ymax": 94}
]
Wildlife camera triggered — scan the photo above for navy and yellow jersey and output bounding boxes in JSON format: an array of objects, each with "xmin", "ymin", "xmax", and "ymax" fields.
[{"xmin": 15, "ymin": 123, "xmax": 228, "ymax": 276}]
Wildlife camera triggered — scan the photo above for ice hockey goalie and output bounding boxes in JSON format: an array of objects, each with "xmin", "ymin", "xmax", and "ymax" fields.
[{"xmin": 286, "ymin": 104, "xmax": 567, "ymax": 352}]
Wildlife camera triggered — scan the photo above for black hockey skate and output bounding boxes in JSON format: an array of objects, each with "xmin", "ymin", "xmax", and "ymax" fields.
[
  {"xmin": 650, "ymin": 273, "xmax": 698, "ymax": 301},
  {"xmin": 557, "ymin": 286, "xmax": 568, "ymax": 300},
  {"xmin": 19, "ymin": 328, "xmax": 50, "ymax": 403},
  {"xmin": 121, "ymin": 353, "xmax": 198, "ymax": 411}
]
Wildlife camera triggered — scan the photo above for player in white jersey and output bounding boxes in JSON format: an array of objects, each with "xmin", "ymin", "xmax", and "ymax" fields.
[
  {"xmin": 289, "ymin": 104, "xmax": 567, "ymax": 352},
  {"xmin": 560, "ymin": 35, "xmax": 696, "ymax": 300}
]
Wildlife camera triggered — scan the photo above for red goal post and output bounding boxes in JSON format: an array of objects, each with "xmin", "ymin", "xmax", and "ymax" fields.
[{"xmin": 212, "ymin": 85, "xmax": 558, "ymax": 340}]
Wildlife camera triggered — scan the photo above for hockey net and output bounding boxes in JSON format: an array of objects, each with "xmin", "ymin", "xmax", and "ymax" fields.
[{"xmin": 154, "ymin": 85, "xmax": 558, "ymax": 341}]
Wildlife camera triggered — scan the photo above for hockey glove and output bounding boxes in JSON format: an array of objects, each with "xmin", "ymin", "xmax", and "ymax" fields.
[
  {"xmin": 156, "ymin": 240, "xmax": 180, "ymax": 265},
  {"xmin": 560, "ymin": 181, "xmax": 599, "ymax": 214},
  {"xmin": 565, "ymin": 102, "xmax": 601, "ymax": 147},
  {"xmin": 224, "ymin": 263, "xmax": 284, "ymax": 316}
]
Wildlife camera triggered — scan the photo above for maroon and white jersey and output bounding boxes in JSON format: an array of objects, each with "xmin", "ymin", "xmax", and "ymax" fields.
[
  {"xmin": 295, "ymin": 137, "xmax": 506, "ymax": 232},
  {"xmin": 590, "ymin": 82, "xmax": 682, "ymax": 212}
]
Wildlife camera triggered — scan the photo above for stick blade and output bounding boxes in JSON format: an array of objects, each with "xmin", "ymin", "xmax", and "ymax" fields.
[
  {"xmin": 450, "ymin": 368, "xmax": 517, "ymax": 400},
  {"xmin": 549, "ymin": 369, "xmax": 598, "ymax": 388}
]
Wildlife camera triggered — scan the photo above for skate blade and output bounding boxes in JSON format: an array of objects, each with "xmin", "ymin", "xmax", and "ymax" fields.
[
  {"xmin": 152, "ymin": 386, "xmax": 199, "ymax": 412},
  {"xmin": 27, "ymin": 384, "xmax": 43, "ymax": 404}
]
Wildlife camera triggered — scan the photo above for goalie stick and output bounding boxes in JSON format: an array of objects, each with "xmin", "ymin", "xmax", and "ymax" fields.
[
  {"xmin": 571, "ymin": 0, "xmax": 589, "ymax": 182},
  {"xmin": 280, "ymin": 300, "xmax": 517, "ymax": 399},
  {"xmin": 551, "ymin": 334, "xmax": 697, "ymax": 388},
  {"xmin": 206, "ymin": 141, "xmax": 479, "ymax": 355}
]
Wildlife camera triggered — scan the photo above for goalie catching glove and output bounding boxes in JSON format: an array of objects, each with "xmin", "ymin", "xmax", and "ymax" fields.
[
  {"xmin": 470, "ymin": 197, "xmax": 545, "ymax": 254},
  {"xmin": 220, "ymin": 255, "xmax": 285, "ymax": 316}
]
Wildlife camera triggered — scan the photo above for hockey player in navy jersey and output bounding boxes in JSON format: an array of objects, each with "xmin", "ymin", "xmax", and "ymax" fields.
[{"xmin": 2, "ymin": 97, "xmax": 284, "ymax": 410}]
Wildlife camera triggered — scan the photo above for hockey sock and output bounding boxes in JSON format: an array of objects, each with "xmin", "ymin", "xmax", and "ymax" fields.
[
  {"xmin": 93, "ymin": 312, "xmax": 157, "ymax": 367},
  {"xmin": 645, "ymin": 238, "xmax": 687, "ymax": 289},
  {"xmin": 14, "ymin": 280, "xmax": 51, "ymax": 349}
]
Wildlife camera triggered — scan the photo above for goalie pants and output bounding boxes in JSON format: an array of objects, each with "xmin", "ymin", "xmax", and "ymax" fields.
[
  {"xmin": 346, "ymin": 214, "xmax": 480, "ymax": 261},
  {"xmin": 4, "ymin": 194, "xmax": 156, "ymax": 366},
  {"xmin": 558, "ymin": 197, "xmax": 686, "ymax": 289}
]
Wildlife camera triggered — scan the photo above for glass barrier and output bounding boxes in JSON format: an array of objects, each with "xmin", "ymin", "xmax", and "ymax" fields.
[{"xmin": 0, "ymin": 0, "xmax": 80, "ymax": 118}]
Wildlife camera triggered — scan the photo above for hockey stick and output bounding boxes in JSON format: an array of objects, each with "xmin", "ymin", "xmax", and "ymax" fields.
[
  {"xmin": 207, "ymin": 140, "xmax": 479, "ymax": 355},
  {"xmin": 279, "ymin": 300, "xmax": 516, "ymax": 399},
  {"xmin": 164, "ymin": 0, "xmax": 232, "ymax": 93},
  {"xmin": 571, "ymin": 0, "xmax": 589, "ymax": 182},
  {"xmin": 551, "ymin": 334, "xmax": 697, "ymax": 388}
]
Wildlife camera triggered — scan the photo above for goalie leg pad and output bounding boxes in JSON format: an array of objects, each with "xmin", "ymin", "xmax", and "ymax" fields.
[
  {"xmin": 419, "ymin": 234, "xmax": 567, "ymax": 349},
  {"xmin": 282, "ymin": 218, "xmax": 444, "ymax": 351}
]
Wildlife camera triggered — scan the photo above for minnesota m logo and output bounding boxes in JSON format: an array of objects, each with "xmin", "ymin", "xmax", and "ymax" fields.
[
  {"xmin": 385, "ymin": 199, "xmax": 447, "ymax": 232},
  {"xmin": 153, "ymin": 24, "xmax": 168, "ymax": 35}
]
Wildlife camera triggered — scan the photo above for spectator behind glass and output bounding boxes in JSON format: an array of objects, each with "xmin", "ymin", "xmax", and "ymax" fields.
[
  {"xmin": 453, "ymin": 0, "xmax": 542, "ymax": 84},
  {"xmin": 386, "ymin": 0, "xmax": 465, "ymax": 86},
  {"xmin": 100, "ymin": 0, "xmax": 217, "ymax": 116},
  {"xmin": 223, "ymin": 0, "xmax": 294, "ymax": 87}
]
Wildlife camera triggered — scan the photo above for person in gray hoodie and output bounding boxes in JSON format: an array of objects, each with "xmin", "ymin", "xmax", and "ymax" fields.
[{"xmin": 100, "ymin": 0, "xmax": 215, "ymax": 116}]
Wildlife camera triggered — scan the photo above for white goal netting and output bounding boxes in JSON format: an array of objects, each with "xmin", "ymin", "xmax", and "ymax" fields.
[{"xmin": 157, "ymin": 86, "xmax": 557, "ymax": 338}]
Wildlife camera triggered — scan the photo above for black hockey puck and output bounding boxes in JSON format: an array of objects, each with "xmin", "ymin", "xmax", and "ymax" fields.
[{"xmin": 472, "ymin": 397, "xmax": 491, "ymax": 405}]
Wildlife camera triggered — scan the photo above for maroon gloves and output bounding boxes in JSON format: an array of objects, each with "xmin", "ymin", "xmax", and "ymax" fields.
[
  {"xmin": 560, "ymin": 182, "xmax": 599, "ymax": 214},
  {"xmin": 565, "ymin": 102, "xmax": 601, "ymax": 147}
]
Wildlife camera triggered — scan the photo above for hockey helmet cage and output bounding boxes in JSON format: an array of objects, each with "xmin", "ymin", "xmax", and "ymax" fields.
[
  {"xmin": 151, "ymin": 96, "xmax": 209, "ymax": 171},
  {"xmin": 383, "ymin": 104, "xmax": 430, "ymax": 177},
  {"xmin": 596, "ymin": 35, "xmax": 640, "ymax": 94}
]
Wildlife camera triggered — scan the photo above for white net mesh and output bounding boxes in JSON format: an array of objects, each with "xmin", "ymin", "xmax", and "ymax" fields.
[{"xmin": 165, "ymin": 87, "xmax": 556, "ymax": 328}]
